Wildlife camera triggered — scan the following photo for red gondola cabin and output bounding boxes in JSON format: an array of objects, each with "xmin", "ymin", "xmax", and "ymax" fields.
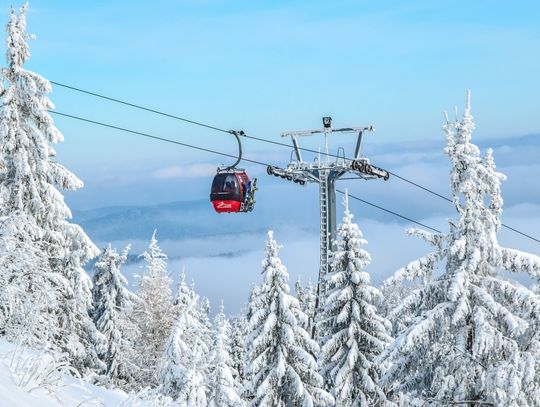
[{"xmin": 210, "ymin": 170, "xmax": 255, "ymax": 213}]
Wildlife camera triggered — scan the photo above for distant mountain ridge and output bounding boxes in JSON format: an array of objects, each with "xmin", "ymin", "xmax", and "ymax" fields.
[
  {"xmin": 73, "ymin": 199, "xmax": 263, "ymax": 242},
  {"xmin": 72, "ymin": 197, "xmax": 317, "ymax": 244}
]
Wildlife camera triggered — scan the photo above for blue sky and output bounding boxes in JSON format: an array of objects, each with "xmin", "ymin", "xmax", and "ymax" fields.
[
  {"xmin": 3, "ymin": 0, "xmax": 534, "ymax": 205},
  {"xmin": 1, "ymin": 1, "xmax": 539, "ymax": 311},
  {"xmin": 13, "ymin": 1, "xmax": 539, "ymax": 154}
]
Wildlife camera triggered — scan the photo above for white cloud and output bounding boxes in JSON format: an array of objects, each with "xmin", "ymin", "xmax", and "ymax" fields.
[
  {"xmin": 75, "ymin": 130, "xmax": 540, "ymax": 317},
  {"xmin": 103, "ymin": 196, "xmax": 540, "ymax": 316},
  {"xmin": 371, "ymin": 151, "xmax": 443, "ymax": 166}
]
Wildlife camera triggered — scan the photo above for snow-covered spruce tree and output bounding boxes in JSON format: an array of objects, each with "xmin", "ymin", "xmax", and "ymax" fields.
[
  {"xmin": 381, "ymin": 279, "xmax": 422, "ymax": 338},
  {"xmin": 92, "ymin": 244, "xmax": 139, "ymax": 386},
  {"xmin": 484, "ymin": 146, "xmax": 540, "ymax": 406},
  {"xmin": 207, "ymin": 303, "xmax": 244, "ymax": 407},
  {"xmin": 245, "ymin": 284, "xmax": 262, "ymax": 323},
  {"xmin": 295, "ymin": 278, "xmax": 304, "ymax": 305},
  {"xmin": 295, "ymin": 276, "xmax": 318, "ymax": 334},
  {"xmin": 534, "ymin": 282, "xmax": 540, "ymax": 296},
  {"xmin": 230, "ymin": 312, "xmax": 248, "ymax": 387},
  {"xmin": 381, "ymin": 92, "xmax": 540, "ymax": 406},
  {"xmin": 246, "ymin": 231, "xmax": 334, "ymax": 407},
  {"xmin": 0, "ymin": 214, "xmax": 66, "ymax": 347},
  {"xmin": 175, "ymin": 272, "xmax": 212, "ymax": 334},
  {"xmin": 175, "ymin": 271, "xmax": 213, "ymax": 379},
  {"xmin": 159, "ymin": 295, "xmax": 209, "ymax": 405},
  {"xmin": 198, "ymin": 295, "xmax": 213, "ymax": 333},
  {"xmin": 242, "ymin": 284, "xmax": 262, "ymax": 402},
  {"xmin": 0, "ymin": 4, "xmax": 103, "ymax": 371},
  {"xmin": 173, "ymin": 268, "xmax": 195, "ymax": 313},
  {"xmin": 132, "ymin": 230, "xmax": 175, "ymax": 386},
  {"xmin": 520, "ymin": 278, "xmax": 540, "ymax": 405},
  {"xmin": 318, "ymin": 191, "xmax": 393, "ymax": 406}
]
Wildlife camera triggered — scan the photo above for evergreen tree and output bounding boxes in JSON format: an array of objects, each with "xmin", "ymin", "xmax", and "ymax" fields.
[
  {"xmin": 318, "ymin": 191, "xmax": 393, "ymax": 406},
  {"xmin": 159, "ymin": 296, "xmax": 209, "ymax": 405},
  {"xmin": 295, "ymin": 276, "xmax": 317, "ymax": 334},
  {"xmin": 381, "ymin": 92, "xmax": 540, "ymax": 406},
  {"xmin": 381, "ymin": 278, "xmax": 421, "ymax": 337},
  {"xmin": 92, "ymin": 244, "xmax": 139, "ymax": 386},
  {"xmin": 207, "ymin": 303, "xmax": 244, "ymax": 407},
  {"xmin": 0, "ymin": 4, "xmax": 102, "ymax": 371},
  {"xmin": 242, "ymin": 284, "xmax": 261, "ymax": 402},
  {"xmin": 0, "ymin": 214, "xmax": 65, "ymax": 347},
  {"xmin": 520, "ymin": 281, "xmax": 540, "ymax": 406},
  {"xmin": 230, "ymin": 313, "xmax": 248, "ymax": 387},
  {"xmin": 173, "ymin": 268, "xmax": 195, "ymax": 313},
  {"xmin": 246, "ymin": 231, "xmax": 334, "ymax": 407},
  {"xmin": 133, "ymin": 230, "xmax": 175, "ymax": 386},
  {"xmin": 245, "ymin": 284, "xmax": 262, "ymax": 323},
  {"xmin": 295, "ymin": 278, "xmax": 304, "ymax": 300},
  {"xmin": 198, "ymin": 296, "xmax": 213, "ymax": 333}
]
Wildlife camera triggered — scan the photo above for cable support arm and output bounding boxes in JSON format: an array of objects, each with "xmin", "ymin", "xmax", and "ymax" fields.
[
  {"xmin": 280, "ymin": 125, "xmax": 373, "ymax": 138},
  {"xmin": 222, "ymin": 129, "xmax": 245, "ymax": 170}
]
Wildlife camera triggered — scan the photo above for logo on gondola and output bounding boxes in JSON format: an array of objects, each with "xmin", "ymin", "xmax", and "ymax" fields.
[{"xmin": 216, "ymin": 201, "xmax": 233, "ymax": 209}]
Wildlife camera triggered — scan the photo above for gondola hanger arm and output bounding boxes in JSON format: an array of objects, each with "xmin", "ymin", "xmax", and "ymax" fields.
[{"xmin": 222, "ymin": 129, "xmax": 245, "ymax": 170}]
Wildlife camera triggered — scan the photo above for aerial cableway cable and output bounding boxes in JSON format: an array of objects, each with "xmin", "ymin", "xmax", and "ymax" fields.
[
  {"xmin": 50, "ymin": 81, "xmax": 231, "ymax": 135},
  {"xmin": 335, "ymin": 189, "xmax": 440, "ymax": 233},
  {"xmin": 50, "ymin": 110, "xmax": 441, "ymax": 233},
  {"xmin": 50, "ymin": 111, "xmax": 268, "ymax": 166},
  {"xmin": 50, "ymin": 81, "xmax": 538, "ymax": 243}
]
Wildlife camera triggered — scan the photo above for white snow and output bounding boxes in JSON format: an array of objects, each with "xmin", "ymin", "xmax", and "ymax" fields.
[{"xmin": 0, "ymin": 338, "xmax": 159, "ymax": 407}]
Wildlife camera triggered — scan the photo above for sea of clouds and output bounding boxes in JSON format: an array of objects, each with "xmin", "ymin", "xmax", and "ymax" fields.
[{"xmin": 72, "ymin": 133, "xmax": 540, "ymax": 314}]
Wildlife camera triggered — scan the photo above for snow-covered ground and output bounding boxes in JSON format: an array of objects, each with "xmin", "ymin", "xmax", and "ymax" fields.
[{"xmin": 0, "ymin": 339, "xmax": 163, "ymax": 407}]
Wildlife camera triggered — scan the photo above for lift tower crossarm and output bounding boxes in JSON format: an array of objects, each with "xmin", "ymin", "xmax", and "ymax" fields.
[{"xmin": 280, "ymin": 125, "xmax": 373, "ymax": 138}]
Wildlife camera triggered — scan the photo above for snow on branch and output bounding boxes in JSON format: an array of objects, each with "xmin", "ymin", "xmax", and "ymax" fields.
[
  {"xmin": 406, "ymin": 228, "xmax": 443, "ymax": 248},
  {"xmin": 499, "ymin": 247, "xmax": 540, "ymax": 277},
  {"xmin": 384, "ymin": 252, "xmax": 439, "ymax": 288}
]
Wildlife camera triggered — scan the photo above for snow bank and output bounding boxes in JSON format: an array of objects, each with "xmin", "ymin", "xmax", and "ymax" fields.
[{"xmin": 0, "ymin": 338, "xmax": 161, "ymax": 407}]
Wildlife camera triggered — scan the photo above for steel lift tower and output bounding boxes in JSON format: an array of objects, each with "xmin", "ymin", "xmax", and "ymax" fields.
[{"xmin": 267, "ymin": 117, "xmax": 390, "ymax": 316}]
